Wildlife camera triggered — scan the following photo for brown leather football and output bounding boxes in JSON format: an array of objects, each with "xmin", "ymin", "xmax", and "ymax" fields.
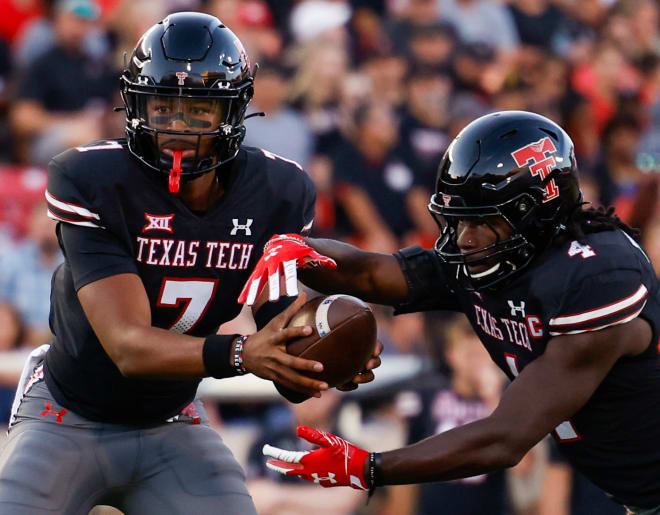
[{"xmin": 286, "ymin": 294, "xmax": 377, "ymax": 388}]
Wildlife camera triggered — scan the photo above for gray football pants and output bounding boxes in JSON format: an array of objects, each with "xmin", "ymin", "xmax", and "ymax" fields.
[{"xmin": 0, "ymin": 380, "xmax": 257, "ymax": 515}]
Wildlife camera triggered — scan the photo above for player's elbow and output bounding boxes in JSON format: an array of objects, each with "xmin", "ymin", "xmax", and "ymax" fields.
[
  {"xmin": 100, "ymin": 329, "xmax": 145, "ymax": 377},
  {"xmin": 484, "ymin": 420, "xmax": 533, "ymax": 469},
  {"xmin": 499, "ymin": 435, "xmax": 534, "ymax": 469}
]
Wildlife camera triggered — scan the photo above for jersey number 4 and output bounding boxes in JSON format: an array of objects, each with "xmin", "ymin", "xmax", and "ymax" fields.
[
  {"xmin": 157, "ymin": 278, "xmax": 219, "ymax": 333},
  {"xmin": 505, "ymin": 353, "xmax": 581, "ymax": 442},
  {"xmin": 567, "ymin": 241, "xmax": 596, "ymax": 259}
]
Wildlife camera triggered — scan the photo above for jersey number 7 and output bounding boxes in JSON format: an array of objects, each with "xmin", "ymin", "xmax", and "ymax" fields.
[{"xmin": 157, "ymin": 278, "xmax": 219, "ymax": 333}]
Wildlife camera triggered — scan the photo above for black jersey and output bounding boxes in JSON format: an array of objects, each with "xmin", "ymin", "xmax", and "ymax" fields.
[
  {"xmin": 44, "ymin": 139, "xmax": 315, "ymax": 425},
  {"xmin": 396, "ymin": 229, "xmax": 660, "ymax": 508}
]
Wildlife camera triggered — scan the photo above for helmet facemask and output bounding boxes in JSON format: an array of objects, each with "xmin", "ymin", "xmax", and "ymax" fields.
[
  {"xmin": 121, "ymin": 82, "xmax": 252, "ymax": 191},
  {"xmin": 429, "ymin": 192, "xmax": 539, "ymax": 290}
]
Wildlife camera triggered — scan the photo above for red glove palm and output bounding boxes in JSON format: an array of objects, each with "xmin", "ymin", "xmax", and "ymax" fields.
[
  {"xmin": 238, "ymin": 234, "xmax": 337, "ymax": 305},
  {"xmin": 263, "ymin": 425, "xmax": 370, "ymax": 490}
]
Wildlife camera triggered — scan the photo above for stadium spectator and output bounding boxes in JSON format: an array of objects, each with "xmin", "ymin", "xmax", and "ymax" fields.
[
  {"xmin": 406, "ymin": 20, "xmax": 457, "ymax": 69},
  {"xmin": 436, "ymin": 0, "xmax": 519, "ymax": 56},
  {"xmin": 0, "ymin": 201, "xmax": 62, "ymax": 347},
  {"xmin": 359, "ymin": 50, "xmax": 408, "ymax": 108},
  {"xmin": 243, "ymin": 60, "xmax": 314, "ymax": 168},
  {"xmin": 347, "ymin": 2, "xmax": 392, "ymax": 66},
  {"xmin": 591, "ymin": 115, "xmax": 649, "ymax": 219},
  {"xmin": 289, "ymin": 0, "xmax": 351, "ymax": 44},
  {"xmin": 385, "ymin": 0, "xmax": 442, "ymax": 55},
  {"xmin": 506, "ymin": 0, "xmax": 568, "ymax": 51},
  {"xmin": 14, "ymin": 0, "xmax": 109, "ymax": 69},
  {"xmin": 331, "ymin": 101, "xmax": 412, "ymax": 252},
  {"xmin": 9, "ymin": 0, "xmax": 115, "ymax": 165},
  {"xmin": 398, "ymin": 64, "xmax": 453, "ymax": 245},
  {"xmin": 287, "ymin": 39, "xmax": 350, "ymax": 153}
]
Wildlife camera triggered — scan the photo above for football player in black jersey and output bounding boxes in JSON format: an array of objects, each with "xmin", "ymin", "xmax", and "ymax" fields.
[
  {"xmin": 0, "ymin": 12, "xmax": 377, "ymax": 515},
  {"xmin": 252, "ymin": 111, "xmax": 660, "ymax": 514}
]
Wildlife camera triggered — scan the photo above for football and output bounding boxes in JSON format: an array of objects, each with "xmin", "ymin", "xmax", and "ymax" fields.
[{"xmin": 286, "ymin": 294, "xmax": 377, "ymax": 388}]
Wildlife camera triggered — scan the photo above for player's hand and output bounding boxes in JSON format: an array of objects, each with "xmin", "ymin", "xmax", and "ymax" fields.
[
  {"xmin": 263, "ymin": 425, "xmax": 370, "ymax": 490},
  {"xmin": 242, "ymin": 292, "xmax": 329, "ymax": 398},
  {"xmin": 336, "ymin": 340, "xmax": 383, "ymax": 391},
  {"xmin": 238, "ymin": 234, "xmax": 337, "ymax": 305}
]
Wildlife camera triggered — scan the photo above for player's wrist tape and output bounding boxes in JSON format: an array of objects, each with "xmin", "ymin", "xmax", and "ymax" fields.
[
  {"xmin": 232, "ymin": 335, "xmax": 249, "ymax": 375},
  {"xmin": 254, "ymin": 296, "xmax": 297, "ymax": 331},
  {"xmin": 203, "ymin": 334, "xmax": 241, "ymax": 379}
]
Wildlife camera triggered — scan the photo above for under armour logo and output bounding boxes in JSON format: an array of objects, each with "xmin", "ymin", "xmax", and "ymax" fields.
[
  {"xmin": 137, "ymin": 75, "xmax": 149, "ymax": 85},
  {"xmin": 40, "ymin": 402, "xmax": 67, "ymax": 423},
  {"xmin": 175, "ymin": 72, "xmax": 188, "ymax": 86},
  {"xmin": 143, "ymin": 213, "xmax": 175, "ymax": 233},
  {"xmin": 231, "ymin": 218, "xmax": 253, "ymax": 236},
  {"xmin": 311, "ymin": 472, "xmax": 337, "ymax": 484},
  {"xmin": 508, "ymin": 300, "xmax": 526, "ymax": 318}
]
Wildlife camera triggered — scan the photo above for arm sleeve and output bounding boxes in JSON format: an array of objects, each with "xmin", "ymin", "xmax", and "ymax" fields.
[
  {"xmin": 548, "ymin": 270, "xmax": 648, "ymax": 336},
  {"xmin": 393, "ymin": 246, "xmax": 461, "ymax": 314},
  {"xmin": 58, "ymin": 223, "xmax": 138, "ymax": 291}
]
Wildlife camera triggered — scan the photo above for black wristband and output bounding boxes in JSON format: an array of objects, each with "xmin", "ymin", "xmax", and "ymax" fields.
[
  {"xmin": 203, "ymin": 334, "xmax": 240, "ymax": 379},
  {"xmin": 254, "ymin": 296, "xmax": 296, "ymax": 330},
  {"xmin": 368, "ymin": 452, "xmax": 383, "ymax": 492}
]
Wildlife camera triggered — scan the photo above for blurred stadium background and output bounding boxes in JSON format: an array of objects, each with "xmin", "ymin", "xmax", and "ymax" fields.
[{"xmin": 1, "ymin": 0, "xmax": 659, "ymax": 513}]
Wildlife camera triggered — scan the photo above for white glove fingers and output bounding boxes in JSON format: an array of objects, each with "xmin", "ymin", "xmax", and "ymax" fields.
[
  {"xmin": 268, "ymin": 271, "xmax": 280, "ymax": 301},
  {"xmin": 266, "ymin": 461, "xmax": 294, "ymax": 475},
  {"xmin": 283, "ymin": 259, "xmax": 299, "ymax": 297},
  {"xmin": 262, "ymin": 444, "xmax": 308, "ymax": 463},
  {"xmin": 245, "ymin": 277, "xmax": 263, "ymax": 306}
]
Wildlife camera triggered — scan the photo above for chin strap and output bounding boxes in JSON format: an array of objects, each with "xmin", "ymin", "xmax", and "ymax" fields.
[{"xmin": 168, "ymin": 150, "xmax": 183, "ymax": 193}]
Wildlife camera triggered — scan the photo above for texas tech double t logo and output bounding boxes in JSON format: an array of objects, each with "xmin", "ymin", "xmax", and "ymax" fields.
[{"xmin": 511, "ymin": 137, "xmax": 559, "ymax": 202}]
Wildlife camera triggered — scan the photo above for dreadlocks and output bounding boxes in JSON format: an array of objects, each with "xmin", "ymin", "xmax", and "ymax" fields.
[{"xmin": 563, "ymin": 204, "xmax": 639, "ymax": 244}]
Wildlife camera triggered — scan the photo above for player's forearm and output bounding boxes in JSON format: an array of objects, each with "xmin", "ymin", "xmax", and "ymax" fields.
[
  {"xmin": 110, "ymin": 325, "xmax": 219, "ymax": 378},
  {"xmin": 300, "ymin": 238, "xmax": 408, "ymax": 305},
  {"xmin": 378, "ymin": 415, "xmax": 523, "ymax": 485}
]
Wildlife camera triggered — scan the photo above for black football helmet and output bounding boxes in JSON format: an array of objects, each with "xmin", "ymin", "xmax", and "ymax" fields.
[
  {"xmin": 120, "ymin": 12, "xmax": 254, "ymax": 192},
  {"xmin": 429, "ymin": 111, "xmax": 581, "ymax": 290}
]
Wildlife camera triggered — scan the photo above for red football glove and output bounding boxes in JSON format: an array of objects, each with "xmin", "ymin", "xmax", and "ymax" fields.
[
  {"xmin": 263, "ymin": 425, "xmax": 370, "ymax": 490},
  {"xmin": 238, "ymin": 234, "xmax": 337, "ymax": 305}
]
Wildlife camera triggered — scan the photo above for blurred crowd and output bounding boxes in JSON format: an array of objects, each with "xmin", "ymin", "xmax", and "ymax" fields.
[{"xmin": 2, "ymin": 0, "xmax": 660, "ymax": 513}]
